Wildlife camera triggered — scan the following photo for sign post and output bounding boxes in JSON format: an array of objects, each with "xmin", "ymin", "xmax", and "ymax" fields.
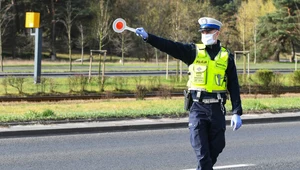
[{"xmin": 25, "ymin": 12, "xmax": 42, "ymax": 84}]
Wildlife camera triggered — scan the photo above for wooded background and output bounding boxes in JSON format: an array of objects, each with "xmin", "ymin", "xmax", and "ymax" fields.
[{"xmin": 0, "ymin": 0, "xmax": 299, "ymax": 64}]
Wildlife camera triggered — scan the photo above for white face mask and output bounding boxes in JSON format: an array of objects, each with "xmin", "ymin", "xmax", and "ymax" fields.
[{"xmin": 201, "ymin": 31, "xmax": 218, "ymax": 45}]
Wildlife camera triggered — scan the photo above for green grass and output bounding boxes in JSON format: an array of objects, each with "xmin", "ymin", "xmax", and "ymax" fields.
[
  {"xmin": 0, "ymin": 96, "xmax": 299, "ymax": 123},
  {"xmin": 0, "ymin": 75, "xmax": 188, "ymax": 96},
  {"xmin": 1, "ymin": 71, "xmax": 299, "ymax": 96},
  {"xmin": 240, "ymin": 97, "xmax": 300, "ymax": 112}
]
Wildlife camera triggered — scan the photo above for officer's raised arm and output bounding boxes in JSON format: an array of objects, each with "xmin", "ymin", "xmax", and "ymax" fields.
[{"xmin": 135, "ymin": 28, "xmax": 196, "ymax": 65}]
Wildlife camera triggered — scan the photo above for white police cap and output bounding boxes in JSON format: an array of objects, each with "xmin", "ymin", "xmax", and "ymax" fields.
[{"xmin": 198, "ymin": 17, "xmax": 222, "ymax": 31}]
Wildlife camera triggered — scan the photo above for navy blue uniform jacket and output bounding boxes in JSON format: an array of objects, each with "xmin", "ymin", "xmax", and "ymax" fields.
[{"xmin": 145, "ymin": 34, "xmax": 243, "ymax": 115}]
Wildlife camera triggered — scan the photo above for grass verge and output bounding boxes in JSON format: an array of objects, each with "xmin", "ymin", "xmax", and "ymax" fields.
[{"xmin": 0, "ymin": 96, "xmax": 300, "ymax": 123}]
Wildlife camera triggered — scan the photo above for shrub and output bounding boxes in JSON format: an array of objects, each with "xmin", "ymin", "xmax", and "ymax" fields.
[
  {"xmin": 66, "ymin": 75, "xmax": 89, "ymax": 93},
  {"xmin": 169, "ymin": 75, "xmax": 179, "ymax": 83},
  {"xmin": 40, "ymin": 78, "xmax": 48, "ymax": 93},
  {"xmin": 157, "ymin": 85, "xmax": 171, "ymax": 99},
  {"xmin": 78, "ymin": 75, "xmax": 89, "ymax": 93},
  {"xmin": 254, "ymin": 69, "xmax": 274, "ymax": 88},
  {"xmin": 1, "ymin": 77, "xmax": 8, "ymax": 94},
  {"xmin": 112, "ymin": 77, "xmax": 128, "ymax": 91},
  {"xmin": 292, "ymin": 70, "xmax": 300, "ymax": 85},
  {"xmin": 103, "ymin": 91, "xmax": 113, "ymax": 100},
  {"xmin": 135, "ymin": 85, "xmax": 147, "ymax": 100},
  {"xmin": 134, "ymin": 76, "xmax": 143, "ymax": 86},
  {"xmin": 42, "ymin": 109, "xmax": 55, "ymax": 117},
  {"xmin": 25, "ymin": 110, "xmax": 39, "ymax": 119},
  {"xmin": 168, "ymin": 75, "xmax": 178, "ymax": 90},
  {"xmin": 35, "ymin": 78, "xmax": 48, "ymax": 94},
  {"xmin": 25, "ymin": 109, "xmax": 55, "ymax": 119},
  {"xmin": 147, "ymin": 76, "xmax": 161, "ymax": 90},
  {"xmin": 98, "ymin": 76, "xmax": 109, "ymax": 92},
  {"xmin": 269, "ymin": 73, "xmax": 283, "ymax": 97},
  {"xmin": 7, "ymin": 76, "xmax": 26, "ymax": 95},
  {"xmin": 237, "ymin": 74, "xmax": 247, "ymax": 86},
  {"xmin": 246, "ymin": 75, "xmax": 260, "ymax": 96},
  {"xmin": 49, "ymin": 78, "xmax": 57, "ymax": 93},
  {"xmin": 68, "ymin": 76, "xmax": 77, "ymax": 93}
]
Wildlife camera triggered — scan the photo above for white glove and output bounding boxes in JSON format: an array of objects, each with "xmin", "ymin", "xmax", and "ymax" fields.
[
  {"xmin": 231, "ymin": 114, "xmax": 242, "ymax": 131},
  {"xmin": 136, "ymin": 27, "xmax": 148, "ymax": 39}
]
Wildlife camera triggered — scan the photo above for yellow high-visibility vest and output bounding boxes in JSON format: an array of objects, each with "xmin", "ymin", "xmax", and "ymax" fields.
[{"xmin": 187, "ymin": 44, "xmax": 229, "ymax": 93}]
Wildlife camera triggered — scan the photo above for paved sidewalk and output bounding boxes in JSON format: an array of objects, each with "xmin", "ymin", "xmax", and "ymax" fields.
[{"xmin": 0, "ymin": 112, "xmax": 300, "ymax": 138}]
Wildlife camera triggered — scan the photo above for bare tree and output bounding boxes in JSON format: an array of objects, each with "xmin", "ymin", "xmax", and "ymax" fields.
[
  {"xmin": 49, "ymin": 0, "xmax": 58, "ymax": 61},
  {"xmin": 75, "ymin": 22, "xmax": 88, "ymax": 65},
  {"xmin": 90, "ymin": 0, "xmax": 110, "ymax": 51},
  {"xmin": 57, "ymin": 0, "xmax": 80, "ymax": 71},
  {"xmin": 111, "ymin": 32, "xmax": 134, "ymax": 65},
  {"xmin": 0, "ymin": 0, "xmax": 13, "ymax": 72},
  {"xmin": 169, "ymin": 0, "xmax": 194, "ymax": 82}
]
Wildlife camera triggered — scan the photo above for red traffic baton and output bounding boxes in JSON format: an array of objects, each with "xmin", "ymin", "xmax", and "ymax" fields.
[{"xmin": 112, "ymin": 18, "xmax": 135, "ymax": 33}]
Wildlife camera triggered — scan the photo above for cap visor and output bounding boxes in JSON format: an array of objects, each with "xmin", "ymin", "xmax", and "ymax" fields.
[{"xmin": 199, "ymin": 28, "xmax": 215, "ymax": 32}]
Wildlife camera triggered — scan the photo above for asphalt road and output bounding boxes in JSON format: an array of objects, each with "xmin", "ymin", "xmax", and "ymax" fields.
[{"xmin": 0, "ymin": 122, "xmax": 300, "ymax": 170}]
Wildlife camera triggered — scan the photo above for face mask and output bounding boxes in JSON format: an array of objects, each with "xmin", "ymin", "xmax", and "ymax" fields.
[{"xmin": 201, "ymin": 31, "xmax": 218, "ymax": 45}]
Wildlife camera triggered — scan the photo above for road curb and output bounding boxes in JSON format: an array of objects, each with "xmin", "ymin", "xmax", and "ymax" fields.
[
  {"xmin": 0, "ymin": 122, "xmax": 188, "ymax": 138},
  {"xmin": 0, "ymin": 114, "xmax": 300, "ymax": 138},
  {"xmin": 240, "ymin": 115, "xmax": 300, "ymax": 124}
]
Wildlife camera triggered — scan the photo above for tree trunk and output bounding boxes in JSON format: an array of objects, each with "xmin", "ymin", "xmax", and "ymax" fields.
[
  {"xmin": 0, "ymin": 29, "xmax": 3, "ymax": 72},
  {"xmin": 270, "ymin": 48, "xmax": 280, "ymax": 62},
  {"xmin": 68, "ymin": 29, "xmax": 72, "ymax": 71},
  {"xmin": 0, "ymin": 18, "xmax": 2, "ymax": 72},
  {"xmin": 121, "ymin": 33, "xmax": 124, "ymax": 65},
  {"xmin": 271, "ymin": 39, "xmax": 285, "ymax": 62},
  {"xmin": 0, "ymin": 2, "xmax": 2, "ymax": 72},
  {"xmin": 11, "ymin": 0, "xmax": 17, "ymax": 59},
  {"xmin": 81, "ymin": 42, "xmax": 84, "ymax": 65},
  {"xmin": 51, "ymin": 0, "xmax": 57, "ymax": 61},
  {"xmin": 80, "ymin": 24, "xmax": 84, "ymax": 65},
  {"xmin": 290, "ymin": 40, "xmax": 295, "ymax": 62},
  {"xmin": 253, "ymin": 23, "xmax": 257, "ymax": 64}
]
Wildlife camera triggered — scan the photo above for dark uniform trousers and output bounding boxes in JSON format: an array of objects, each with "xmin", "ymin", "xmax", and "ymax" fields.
[{"xmin": 189, "ymin": 101, "xmax": 226, "ymax": 170}]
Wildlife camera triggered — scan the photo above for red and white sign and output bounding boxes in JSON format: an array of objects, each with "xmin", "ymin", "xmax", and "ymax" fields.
[{"xmin": 112, "ymin": 18, "xmax": 136, "ymax": 33}]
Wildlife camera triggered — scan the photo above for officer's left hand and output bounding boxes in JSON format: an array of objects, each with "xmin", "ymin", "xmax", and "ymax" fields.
[
  {"xmin": 136, "ymin": 27, "xmax": 148, "ymax": 40},
  {"xmin": 231, "ymin": 114, "xmax": 242, "ymax": 131}
]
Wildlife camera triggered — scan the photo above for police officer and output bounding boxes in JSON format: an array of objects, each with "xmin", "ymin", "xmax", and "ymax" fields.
[{"xmin": 135, "ymin": 17, "xmax": 242, "ymax": 170}]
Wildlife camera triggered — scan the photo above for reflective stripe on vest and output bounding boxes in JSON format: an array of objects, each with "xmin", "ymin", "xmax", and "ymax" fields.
[{"xmin": 187, "ymin": 44, "xmax": 229, "ymax": 93}]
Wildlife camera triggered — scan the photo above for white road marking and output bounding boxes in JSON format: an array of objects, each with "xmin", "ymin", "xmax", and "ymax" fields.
[
  {"xmin": 214, "ymin": 164, "xmax": 256, "ymax": 169},
  {"xmin": 183, "ymin": 163, "xmax": 256, "ymax": 170}
]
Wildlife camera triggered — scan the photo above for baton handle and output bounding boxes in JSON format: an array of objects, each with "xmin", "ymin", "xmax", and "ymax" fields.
[{"xmin": 125, "ymin": 26, "xmax": 136, "ymax": 33}]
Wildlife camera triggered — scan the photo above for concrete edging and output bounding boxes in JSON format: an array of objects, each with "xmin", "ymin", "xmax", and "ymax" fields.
[{"xmin": 0, "ymin": 113, "xmax": 300, "ymax": 138}]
